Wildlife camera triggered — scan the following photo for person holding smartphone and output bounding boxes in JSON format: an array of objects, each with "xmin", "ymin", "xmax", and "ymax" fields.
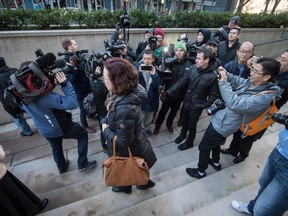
[{"xmin": 137, "ymin": 49, "xmax": 162, "ymax": 129}]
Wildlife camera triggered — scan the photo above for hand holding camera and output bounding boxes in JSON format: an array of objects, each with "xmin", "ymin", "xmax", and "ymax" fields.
[
  {"xmin": 217, "ymin": 66, "xmax": 227, "ymax": 81},
  {"xmin": 140, "ymin": 64, "xmax": 156, "ymax": 75},
  {"xmin": 55, "ymin": 72, "xmax": 68, "ymax": 87}
]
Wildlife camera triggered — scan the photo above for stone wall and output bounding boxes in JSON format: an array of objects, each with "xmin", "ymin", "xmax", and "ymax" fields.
[{"xmin": 0, "ymin": 28, "xmax": 287, "ymax": 125}]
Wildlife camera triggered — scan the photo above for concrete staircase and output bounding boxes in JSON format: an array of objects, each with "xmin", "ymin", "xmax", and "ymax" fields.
[{"xmin": 1, "ymin": 104, "xmax": 288, "ymax": 216}]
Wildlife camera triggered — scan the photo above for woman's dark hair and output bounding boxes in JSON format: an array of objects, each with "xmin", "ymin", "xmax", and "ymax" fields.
[
  {"xmin": 103, "ymin": 57, "xmax": 138, "ymax": 95},
  {"xmin": 257, "ymin": 57, "xmax": 280, "ymax": 81}
]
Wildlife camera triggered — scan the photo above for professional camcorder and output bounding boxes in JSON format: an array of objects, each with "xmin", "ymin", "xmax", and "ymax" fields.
[
  {"xmin": 159, "ymin": 44, "xmax": 175, "ymax": 81},
  {"xmin": 104, "ymin": 39, "xmax": 127, "ymax": 57},
  {"xmin": 148, "ymin": 35, "xmax": 158, "ymax": 51},
  {"xmin": 272, "ymin": 112, "xmax": 288, "ymax": 128},
  {"xmin": 206, "ymin": 99, "xmax": 226, "ymax": 116},
  {"xmin": 119, "ymin": 9, "xmax": 130, "ymax": 29},
  {"xmin": 9, "ymin": 51, "xmax": 68, "ymax": 105}
]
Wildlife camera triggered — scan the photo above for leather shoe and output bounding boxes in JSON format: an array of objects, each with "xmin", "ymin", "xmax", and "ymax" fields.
[
  {"xmin": 186, "ymin": 168, "xmax": 206, "ymax": 179},
  {"xmin": 86, "ymin": 127, "xmax": 96, "ymax": 133},
  {"xmin": 220, "ymin": 148, "xmax": 238, "ymax": 157},
  {"xmin": 153, "ymin": 127, "xmax": 160, "ymax": 135},
  {"xmin": 112, "ymin": 186, "xmax": 132, "ymax": 194},
  {"xmin": 233, "ymin": 155, "xmax": 246, "ymax": 164},
  {"xmin": 208, "ymin": 158, "xmax": 221, "ymax": 171},
  {"xmin": 178, "ymin": 142, "xmax": 193, "ymax": 151},
  {"xmin": 39, "ymin": 198, "xmax": 48, "ymax": 211},
  {"xmin": 175, "ymin": 134, "xmax": 187, "ymax": 144},
  {"xmin": 136, "ymin": 179, "xmax": 155, "ymax": 190},
  {"xmin": 167, "ymin": 126, "xmax": 174, "ymax": 133}
]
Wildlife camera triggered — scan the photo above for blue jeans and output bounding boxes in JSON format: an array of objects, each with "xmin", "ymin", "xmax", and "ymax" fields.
[
  {"xmin": 13, "ymin": 112, "xmax": 33, "ymax": 135},
  {"xmin": 46, "ymin": 122, "xmax": 88, "ymax": 172},
  {"xmin": 248, "ymin": 148, "xmax": 288, "ymax": 216}
]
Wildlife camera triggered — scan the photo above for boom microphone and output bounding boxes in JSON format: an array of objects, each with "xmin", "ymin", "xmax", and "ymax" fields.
[
  {"xmin": 48, "ymin": 59, "xmax": 66, "ymax": 70},
  {"xmin": 35, "ymin": 52, "xmax": 56, "ymax": 69}
]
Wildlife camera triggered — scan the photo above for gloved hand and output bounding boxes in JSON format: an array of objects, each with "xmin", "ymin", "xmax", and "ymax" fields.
[{"xmin": 160, "ymin": 92, "xmax": 168, "ymax": 102}]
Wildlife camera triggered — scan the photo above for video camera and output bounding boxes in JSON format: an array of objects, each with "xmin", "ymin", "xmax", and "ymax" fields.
[
  {"xmin": 9, "ymin": 50, "xmax": 68, "ymax": 105},
  {"xmin": 119, "ymin": 9, "xmax": 130, "ymax": 29},
  {"xmin": 272, "ymin": 112, "xmax": 288, "ymax": 128},
  {"xmin": 104, "ymin": 39, "xmax": 126, "ymax": 57},
  {"xmin": 148, "ymin": 35, "xmax": 158, "ymax": 51},
  {"xmin": 159, "ymin": 44, "xmax": 175, "ymax": 81}
]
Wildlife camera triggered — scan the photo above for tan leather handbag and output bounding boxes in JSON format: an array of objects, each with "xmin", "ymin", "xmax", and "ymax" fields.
[{"xmin": 102, "ymin": 136, "xmax": 149, "ymax": 186}]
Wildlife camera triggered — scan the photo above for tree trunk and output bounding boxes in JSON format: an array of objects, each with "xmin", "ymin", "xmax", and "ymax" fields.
[
  {"xmin": 264, "ymin": 0, "xmax": 271, "ymax": 13},
  {"xmin": 271, "ymin": 0, "xmax": 282, "ymax": 13},
  {"xmin": 236, "ymin": 0, "xmax": 252, "ymax": 13}
]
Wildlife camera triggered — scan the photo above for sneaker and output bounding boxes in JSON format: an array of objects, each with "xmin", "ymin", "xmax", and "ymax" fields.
[
  {"xmin": 208, "ymin": 158, "xmax": 222, "ymax": 171},
  {"xmin": 78, "ymin": 160, "xmax": 97, "ymax": 172},
  {"xmin": 175, "ymin": 134, "xmax": 187, "ymax": 144},
  {"xmin": 59, "ymin": 159, "xmax": 70, "ymax": 174},
  {"xmin": 186, "ymin": 168, "xmax": 206, "ymax": 179},
  {"xmin": 20, "ymin": 132, "xmax": 34, "ymax": 136},
  {"xmin": 85, "ymin": 127, "xmax": 96, "ymax": 133},
  {"xmin": 231, "ymin": 200, "xmax": 251, "ymax": 215}
]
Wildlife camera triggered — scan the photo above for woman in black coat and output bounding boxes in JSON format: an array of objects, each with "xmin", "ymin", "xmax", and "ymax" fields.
[{"xmin": 101, "ymin": 57, "xmax": 157, "ymax": 194}]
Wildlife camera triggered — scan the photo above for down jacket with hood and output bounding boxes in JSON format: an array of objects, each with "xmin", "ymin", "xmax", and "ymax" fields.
[
  {"xmin": 167, "ymin": 56, "xmax": 220, "ymax": 111},
  {"xmin": 102, "ymin": 84, "xmax": 157, "ymax": 168},
  {"xmin": 212, "ymin": 73, "xmax": 282, "ymax": 137}
]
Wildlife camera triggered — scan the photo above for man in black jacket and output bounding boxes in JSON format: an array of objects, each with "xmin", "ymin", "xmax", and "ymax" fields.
[
  {"xmin": 153, "ymin": 41, "xmax": 193, "ymax": 134},
  {"xmin": 218, "ymin": 26, "xmax": 241, "ymax": 66},
  {"xmin": 166, "ymin": 46, "xmax": 220, "ymax": 151}
]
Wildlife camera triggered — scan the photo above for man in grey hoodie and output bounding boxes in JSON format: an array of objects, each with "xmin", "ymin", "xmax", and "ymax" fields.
[{"xmin": 186, "ymin": 57, "xmax": 282, "ymax": 179}]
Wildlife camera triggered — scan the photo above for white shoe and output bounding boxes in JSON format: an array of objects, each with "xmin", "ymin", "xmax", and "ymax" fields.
[{"xmin": 231, "ymin": 200, "xmax": 251, "ymax": 215}]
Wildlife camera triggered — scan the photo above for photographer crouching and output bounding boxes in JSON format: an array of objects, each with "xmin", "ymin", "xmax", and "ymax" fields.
[{"xmin": 186, "ymin": 57, "xmax": 282, "ymax": 179}]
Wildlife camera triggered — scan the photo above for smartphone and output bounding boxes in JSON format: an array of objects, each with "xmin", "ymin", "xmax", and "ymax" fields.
[{"xmin": 141, "ymin": 65, "xmax": 153, "ymax": 71}]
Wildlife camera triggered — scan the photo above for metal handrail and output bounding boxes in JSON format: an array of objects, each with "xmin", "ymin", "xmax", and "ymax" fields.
[{"xmin": 254, "ymin": 37, "xmax": 288, "ymax": 47}]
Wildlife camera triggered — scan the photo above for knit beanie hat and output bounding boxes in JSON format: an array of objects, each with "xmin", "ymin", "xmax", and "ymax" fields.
[
  {"xmin": 174, "ymin": 41, "xmax": 187, "ymax": 52},
  {"xmin": 230, "ymin": 16, "xmax": 240, "ymax": 25},
  {"xmin": 154, "ymin": 28, "xmax": 165, "ymax": 39}
]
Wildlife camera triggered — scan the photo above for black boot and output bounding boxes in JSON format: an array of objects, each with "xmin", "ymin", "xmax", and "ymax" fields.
[
  {"xmin": 112, "ymin": 186, "xmax": 132, "ymax": 194},
  {"xmin": 136, "ymin": 179, "xmax": 155, "ymax": 190}
]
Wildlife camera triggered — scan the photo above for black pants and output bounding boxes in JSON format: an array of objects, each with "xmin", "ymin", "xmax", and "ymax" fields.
[
  {"xmin": 198, "ymin": 123, "xmax": 226, "ymax": 173},
  {"xmin": 229, "ymin": 129, "xmax": 257, "ymax": 158},
  {"xmin": 180, "ymin": 108, "xmax": 202, "ymax": 145},
  {"xmin": 155, "ymin": 97, "xmax": 182, "ymax": 128}
]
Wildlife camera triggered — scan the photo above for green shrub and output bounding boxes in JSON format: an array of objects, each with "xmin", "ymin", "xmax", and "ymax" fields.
[{"xmin": 0, "ymin": 9, "xmax": 287, "ymax": 30}]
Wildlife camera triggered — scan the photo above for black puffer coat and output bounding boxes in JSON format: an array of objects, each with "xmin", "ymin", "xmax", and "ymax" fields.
[
  {"xmin": 102, "ymin": 84, "xmax": 157, "ymax": 168},
  {"xmin": 167, "ymin": 58, "xmax": 220, "ymax": 111}
]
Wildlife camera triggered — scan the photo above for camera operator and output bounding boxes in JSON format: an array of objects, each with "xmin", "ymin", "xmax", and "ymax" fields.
[
  {"xmin": 61, "ymin": 38, "xmax": 95, "ymax": 133},
  {"xmin": 137, "ymin": 49, "xmax": 162, "ymax": 129},
  {"xmin": 186, "ymin": 57, "xmax": 282, "ymax": 179},
  {"xmin": 0, "ymin": 57, "xmax": 34, "ymax": 137},
  {"xmin": 231, "ymin": 114, "xmax": 288, "ymax": 215},
  {"xmin": 212, "ymin": 16, "xmax": 240, "ymax": 42},
  {"xmin": 187, "ymin": 28, "xmax": 211, "ymax": 62},
  {"xmin": 164, "ymin": 46, "xmax": 220, "ymax": 150},
  {"xmin": 153, "ymin": 41, "xmax": 193, "ymax": 134},
  {"xmin": 137, "ymin": 28, "xmax": 167, "ymax": 66},
  {"xmin": 91, "ymin": 66, "xmax": 109, "ymax": 153},
  {"xmin": 21, "ymin": 70, "xmax": 97, "ymax": 174},
  {"xmin": 136, "ymin": 29, "xmax": 153, "ymax": 59},
  {"xmin": 114, "ymin": 40, "xmax": 135, "ymax": 65}
]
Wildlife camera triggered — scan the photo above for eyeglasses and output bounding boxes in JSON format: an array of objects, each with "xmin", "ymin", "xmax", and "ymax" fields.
[
  {"xmin": 238, "ymin": 49, "xmax": 253, "ymax": 55},
  {"xmin": 250, "ymin": 67, "xmax": 266, "ymax": 75},
  {"xmin": 208, "ymin": 44, "xmax": 218, "ymax": 48}
]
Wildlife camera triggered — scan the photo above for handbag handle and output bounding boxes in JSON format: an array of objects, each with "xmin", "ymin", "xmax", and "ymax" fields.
[{"xmin": 112, "ymin": 136, "xmax": 133, "ymax": 159}]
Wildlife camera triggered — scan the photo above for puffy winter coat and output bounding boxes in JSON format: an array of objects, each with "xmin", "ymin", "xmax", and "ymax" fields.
[
  {"xmin": 167, "ymin": 57, "xmax": 220, "ymax": 111},
  {"xmin": 102, "ymin": 85, "xmax": 157, "ymax": 168}
]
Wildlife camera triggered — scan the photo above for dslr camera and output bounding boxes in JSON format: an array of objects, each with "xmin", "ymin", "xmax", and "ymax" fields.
[
  {"xmin": 206, "ymin": 99, "xmax": 226, "ymax": 116},
  {"xmin": 272, "ymin": 112, "xmax": 288, "ymax": 127},
  {"xmin": 148, "ymin": 36, "xmax": 158, "ymax": 51}
]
